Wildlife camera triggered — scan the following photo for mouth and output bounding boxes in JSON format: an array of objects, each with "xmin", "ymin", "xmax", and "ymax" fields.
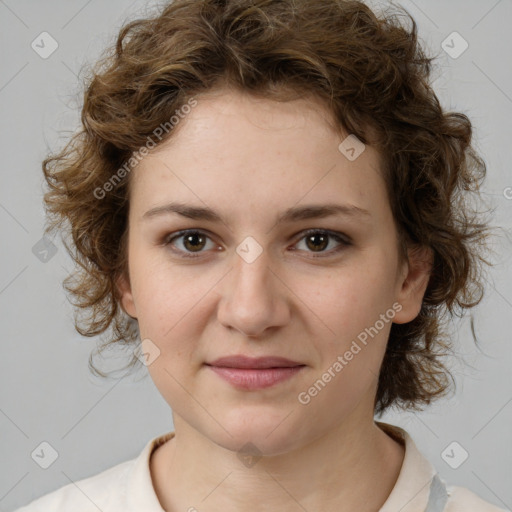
[{"xmin": 204, "ymin": 355, "xmax": 306, "ymax": 390}]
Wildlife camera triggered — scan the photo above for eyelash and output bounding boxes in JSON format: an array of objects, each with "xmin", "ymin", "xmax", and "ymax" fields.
[{"xmin": 162, "ymin": 229, "xmax": 352, "ymax": 259}]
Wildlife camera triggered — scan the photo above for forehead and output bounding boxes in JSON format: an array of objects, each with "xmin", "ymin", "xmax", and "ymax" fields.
[{"xmin": 129, "ymin": 88, "xmax": 388, "ymax": 225}]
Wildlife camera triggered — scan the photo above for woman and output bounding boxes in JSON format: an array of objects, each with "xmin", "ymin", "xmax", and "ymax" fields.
[{"xmin": 15, "ymin": 0, "xmax": 505, "ymax": 510}]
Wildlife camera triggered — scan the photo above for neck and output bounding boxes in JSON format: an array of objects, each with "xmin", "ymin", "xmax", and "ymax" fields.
[{"xmin": 150, "ymin": 408, "xmax": 405, "ymax": 512}]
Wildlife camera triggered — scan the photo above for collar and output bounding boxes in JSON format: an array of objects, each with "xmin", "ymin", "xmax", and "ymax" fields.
[
  {"xmin": 376, "ymin": 421, "xmax": 446, "ymax": 512},
  {"xmin": 126, "ymin": 430, "xmax": 174, "ymax": 511}
]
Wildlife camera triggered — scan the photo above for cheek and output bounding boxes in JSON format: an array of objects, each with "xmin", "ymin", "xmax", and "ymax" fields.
[
  {"xmin": 297, "ymin": 256, "xmax": 396, "ymax": 344},
  {"xmin": 128, "ymin": 245, "xmax": 210, "ymax": 338},
  {"xmin": 129, "ymin": 263, "xmax": 223, "ymax": 398}
]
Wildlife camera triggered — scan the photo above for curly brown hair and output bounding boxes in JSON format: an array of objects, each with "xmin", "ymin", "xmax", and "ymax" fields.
[{"xmin": 42, "ymin": 0, "xmax": 494, "ymax": 415}]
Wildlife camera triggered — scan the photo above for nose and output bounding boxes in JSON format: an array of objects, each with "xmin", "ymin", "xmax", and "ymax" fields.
[{"xmin": 216, "ymin": 247, "xmax": 291, "ymax": 338}]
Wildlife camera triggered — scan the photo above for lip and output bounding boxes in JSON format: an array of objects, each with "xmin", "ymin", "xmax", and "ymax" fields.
[
  {"xmin": 206, "ymin": 366, "xmax": 305, "ymax": 390},
  {"xmin": 206, "ymin": 355, "xmax": 304, "ymax": 369},
  {"xmin": 205, "ymin": 355, "xmax": 306, "ymax": 390}
]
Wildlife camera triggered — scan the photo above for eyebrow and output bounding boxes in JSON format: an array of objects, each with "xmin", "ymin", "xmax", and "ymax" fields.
[{"xmin": 141, "ymin": 202, "xmax": 371, "ymax": 224}]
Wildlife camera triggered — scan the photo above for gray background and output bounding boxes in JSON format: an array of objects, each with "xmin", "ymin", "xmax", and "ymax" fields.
[{"xmin": 1, "ymin": 0, "xmax": 511, "ymax": 510}]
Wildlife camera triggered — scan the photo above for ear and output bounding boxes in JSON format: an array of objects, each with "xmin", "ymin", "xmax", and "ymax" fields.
[
  {"xmin": 116, "ymin": 272, "xmax": 138, "ymax": 319},
  {"xmin": 393, "ymin": 244, "xmax": 433, "ymax": 324}
]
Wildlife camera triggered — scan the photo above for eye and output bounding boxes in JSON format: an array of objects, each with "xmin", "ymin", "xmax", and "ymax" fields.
[
  {"xmin": 163, "ymin": 228, "xmax": 351, "ymax": 259},
  {"xmin": 163, "ymin": 230, "xmax": 218, "ymax": 258},
  {"xmin": 292, "ymin": 229, "xmax": 351, "ymax": 257}
]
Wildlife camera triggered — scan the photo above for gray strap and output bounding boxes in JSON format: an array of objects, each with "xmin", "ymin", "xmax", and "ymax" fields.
[{"xmin": 425, "ymin": 473, "xmax": 449, "ymax": 512}]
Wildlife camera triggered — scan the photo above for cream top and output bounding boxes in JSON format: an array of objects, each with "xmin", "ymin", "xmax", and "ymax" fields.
[{"xmin": 14, "ymin": 422, "xmax": 506, "ymax": 511}]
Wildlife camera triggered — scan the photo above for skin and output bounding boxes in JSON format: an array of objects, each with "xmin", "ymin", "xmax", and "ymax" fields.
[{"xmin": 117, "ymin": 86, "xmax": 432, "ymax": 512}]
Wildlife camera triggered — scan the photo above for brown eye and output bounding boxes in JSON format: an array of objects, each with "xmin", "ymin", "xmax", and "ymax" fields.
[
  {"xmin": 164, "ymin": 230, "xmax": 216, "ymax": 258},
  {"xmin": 294, "ymin": 229, "xmax": 351, "ymax": 257}
]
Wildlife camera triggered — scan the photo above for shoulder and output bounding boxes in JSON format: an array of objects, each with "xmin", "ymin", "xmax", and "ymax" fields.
[
  {"xmin": 445, "ymin": 484, "xmax": 508, "ymax": 512},
  {"xmin": 12, "ymin": 458, "xmax": 134, "ymax": 511},
  {"xmin": 12, "ymin": 431, "xmax": 174, "ymax": 512}
]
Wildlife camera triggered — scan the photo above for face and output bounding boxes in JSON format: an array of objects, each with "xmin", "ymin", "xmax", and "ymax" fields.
[{"xmin": 118, "ymin": 87, "xmax": 431, "ymax": 455}]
